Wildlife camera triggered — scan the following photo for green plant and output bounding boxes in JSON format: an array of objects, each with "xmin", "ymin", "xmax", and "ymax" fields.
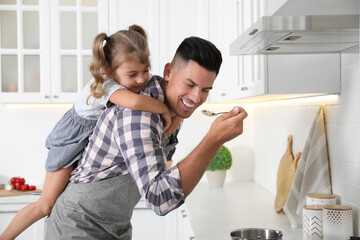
[{"xmin": 207, "ymin": 145, "xmax": 232, "ymax": 171}]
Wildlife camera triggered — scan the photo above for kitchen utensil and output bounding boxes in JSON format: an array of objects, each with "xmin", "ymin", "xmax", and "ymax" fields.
[
  {"xmin": 306, "ymin": 193, "xmax": 336, "ymax": 206},
  {"xmin": 275, "ymin": 135, "xmax": 301, "ymax": 212},
  {"xmin": 230, "ymin": 228, "xmax": 283, "ymax": 240},
  {"xmin": 201, "ymin": 110, "xmax": 227, "ymax": 116},
  {"xmin": 323, "ymin": 205, "xmax": 353, "ymax": 240},
  {"xmin": 303, "ymin": 205, "xmax": 324, "ymax": 240}
]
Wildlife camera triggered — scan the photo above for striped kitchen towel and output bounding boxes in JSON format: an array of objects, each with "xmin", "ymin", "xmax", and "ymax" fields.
[{"xmin": 283, "ymin": 106, "xmax": 332, "ymax": 228}]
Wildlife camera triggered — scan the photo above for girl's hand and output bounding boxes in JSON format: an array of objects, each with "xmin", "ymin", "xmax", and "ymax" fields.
[
  {"xmin": 161, "ymin": 112, "xmax": 171, "ymax": 133},
  {"xmin": 164, "ymin": 116, "xmax": 183, "ymax": 137}
]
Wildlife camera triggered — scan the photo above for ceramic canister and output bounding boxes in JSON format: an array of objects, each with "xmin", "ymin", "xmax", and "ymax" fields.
[
  {"xmin": 323, "ymin": 205, "xmax": 353, "ymax": 240},
  {"xmin": 306, "ymin": 193, "xmax": 336, "ymax": 206},
  {"xmin": 303, "ymin": 205, "xmax": 324, "ymax": 240}
]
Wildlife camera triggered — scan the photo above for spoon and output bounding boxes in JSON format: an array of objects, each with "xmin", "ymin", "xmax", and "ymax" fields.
[{"xmin": 201, "ymin": 110, "xmax": 227, "ymax": 116}]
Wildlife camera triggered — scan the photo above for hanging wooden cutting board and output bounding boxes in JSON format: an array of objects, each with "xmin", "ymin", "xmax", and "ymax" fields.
[{"xmin": 275, "ymin": 135, "xmax": 301, "ymax": 213}]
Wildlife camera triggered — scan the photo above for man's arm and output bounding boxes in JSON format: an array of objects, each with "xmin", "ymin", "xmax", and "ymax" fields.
[{"xmin": 177, "ymin": 106, "xmax": 247, "ymax": 196}]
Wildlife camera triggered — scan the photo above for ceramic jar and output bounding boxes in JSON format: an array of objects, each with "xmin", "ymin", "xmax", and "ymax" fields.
[
  {"xmin": 303, "ymin": 205, "xmax": 324, "ymax": 240},
  {"xmin": 306, "ymin": 193, "xmax": 336, "ymax": 206},
  {"xmin": 323, "ymin": 205, "xmax": 353, "ymax": 240}
]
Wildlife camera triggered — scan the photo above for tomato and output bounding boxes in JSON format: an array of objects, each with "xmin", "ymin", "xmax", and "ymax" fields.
[
  {"xmin": 15, "ymin": 183, "xmax": 21, "ymax": 190},
  {"xmin": 9, "ymin": 177, "xmax": 26, "ymax": 189},
  {"xmin": 18, "ymin": 178, "xmax": 25, "ymax": 185},
  {"xmin": 29, "ymin": 185, "xmax": 36, "ymax": 191},
  {"xmin": 10, "ymin": 177, "xmax": 17, "ymax": 187},
  {"xmin": 21, "ymin": 184, "xmax": 29, "ymax": 191}
]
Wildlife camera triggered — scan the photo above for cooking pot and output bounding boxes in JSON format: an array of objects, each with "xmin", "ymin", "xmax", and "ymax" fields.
[{"xmin": 230, "ymin": 228, "xmax": 283, "ymax": 240}]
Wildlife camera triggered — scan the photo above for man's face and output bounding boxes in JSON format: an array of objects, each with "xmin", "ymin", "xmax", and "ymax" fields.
[{"xmin": 163, "ymin": 59, "xmax": 217, "ymax": 119}]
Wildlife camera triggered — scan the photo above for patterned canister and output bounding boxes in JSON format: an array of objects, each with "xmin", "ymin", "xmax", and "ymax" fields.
[
  {"xmin": 323, "ymin": 205, "xmax": 353, "ymax": 240},
  {"xmin": 303, "ymin": 205, "xmax": 324, "ymax": 240},
  {"xmin": 306, "ymin": 193, "xmax": 336, "ymax": 206}
]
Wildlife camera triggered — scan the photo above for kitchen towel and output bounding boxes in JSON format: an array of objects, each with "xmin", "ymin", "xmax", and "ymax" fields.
[{"xmin": 283, "ymin": 106, "xmax": 332, "ymax": 228}]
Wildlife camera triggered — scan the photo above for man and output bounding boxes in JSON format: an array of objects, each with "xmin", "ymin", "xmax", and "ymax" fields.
[{"xmin": 45, "ymin": 36, "xmax": 247, "ymax": 239}]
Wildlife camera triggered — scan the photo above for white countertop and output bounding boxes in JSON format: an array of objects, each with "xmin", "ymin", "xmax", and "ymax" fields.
[{"xmin": 185, "ymin": 182, "xmax": 303, "ymax": 240}]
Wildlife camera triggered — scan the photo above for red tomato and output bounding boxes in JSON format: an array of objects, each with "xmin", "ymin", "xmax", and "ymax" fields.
[
  {"xmin": 18, "ymin": 178, "xmax": 25, "ymax": 185},
  {"xmin": 21, "ymin": 184, "xmax": 29, "ymax": 191},
  {"xmin": 15, "ymin": 183, "xmax": 21, "ymax": 190},
  {"xmin": 10, "ymin": 177, "xmax": 18, "ymax": 187},
  {"xmin": 29, "ymin": 185, "xmax": 36, "ymax": 191}
]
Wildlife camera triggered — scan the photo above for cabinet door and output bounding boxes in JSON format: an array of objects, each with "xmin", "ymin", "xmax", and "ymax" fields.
[
  {"xmin": 50, "ymin": 0, "xmax": 109, "ymax": 103},
  {"xmin": 132, "ymin": 208, "xmax": 177, "ymax": 240},
  {"xmin": 0, "ymin": 0, "xmax": 109, "ymax": 103},
  {"xmin": 0, "ymin": 211, "xmax": 45, "ymax": 240},
  {"xmin": 158, "ymin": 0, "xmax": 209, "ymax": 76},
  {"xmin": 108, "ymin": 0, "xmax": 162, "ymax": 75},
  {"xmin": 177, "ymin": 205, "xmax": 196, "ymax": 240},
  {"xmin": 237, "ymin": 0, "xmax": 266, "ymax": 99},
  {"xmin": 0, "ymin": 0, "xmax": 51, "ymax": 103},
  {"xmin": 207, "ymin": 0, "xmax": 240, "ymax": 102}
]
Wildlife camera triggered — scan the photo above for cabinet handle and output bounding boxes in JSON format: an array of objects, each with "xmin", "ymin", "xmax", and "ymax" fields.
[
  {"xmin": 181, "ymin": 209, "xmax": 187, "ymax": 218},
  {"xmin": 44, "ymin": 95, "xmax": 50, "ymax": 99},
  {"xmin": 53, "ymin": 95, "xmax": 59, "ymax": 98},
  {"xmin": 241, "ymin": 86, "xmax": 248, "ymax": 91},
  {"xmin": 249, "ymin": 29, "xmax": 258, "ymax": 35},
  {"xmin": 189, "ymin": 237, "xmax": 195, "ymax": 240},
  {"xmin": 220, "ymin": 93, "xmax": 226, "ymax": 97}
]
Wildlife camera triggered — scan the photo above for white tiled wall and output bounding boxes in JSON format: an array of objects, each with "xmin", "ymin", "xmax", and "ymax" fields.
[{"xmin": 250, "ymin": 47, "xmax": 360, "ymax": 234}]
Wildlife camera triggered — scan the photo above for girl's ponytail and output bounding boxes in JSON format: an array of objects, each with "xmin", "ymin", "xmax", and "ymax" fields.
[
  {"xmin": 128, "ymin": 24, "xmax": 147, "ymax": 41},
  {"xmin": 89, "ymin": 33, "xmax": 107, "ymax": 101}
]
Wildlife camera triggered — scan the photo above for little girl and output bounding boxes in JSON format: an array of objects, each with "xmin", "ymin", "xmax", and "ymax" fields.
[{"xmin": 0, "ymin": 24, "xmax": 181, "ymax": 240}]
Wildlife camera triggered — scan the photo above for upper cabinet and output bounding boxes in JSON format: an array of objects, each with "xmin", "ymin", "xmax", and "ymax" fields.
[{"xmin": 0, "ymin": 0, "xmax": 108, "ymax": 103}]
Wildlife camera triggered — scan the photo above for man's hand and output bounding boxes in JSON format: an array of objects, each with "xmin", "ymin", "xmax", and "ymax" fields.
[{"xmin": 208, "ymin": 106, "xmax": 248, "ymax": 145}]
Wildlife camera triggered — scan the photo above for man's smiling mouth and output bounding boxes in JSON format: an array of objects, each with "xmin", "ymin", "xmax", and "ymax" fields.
[{"xmin": 181, "ymin": 99, "xmax": 195, "ymax": 108}]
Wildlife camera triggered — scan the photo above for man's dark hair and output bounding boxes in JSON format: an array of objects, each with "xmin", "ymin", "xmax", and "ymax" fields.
[{"xmin": 172, "ymin": 36, "xmax": 222, "ymax": 75}]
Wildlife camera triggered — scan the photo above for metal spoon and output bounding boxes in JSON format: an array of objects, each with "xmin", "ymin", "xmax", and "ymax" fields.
[{"xmin": 201, "ymin": 110, "xmax": 227, "ymax": 116}]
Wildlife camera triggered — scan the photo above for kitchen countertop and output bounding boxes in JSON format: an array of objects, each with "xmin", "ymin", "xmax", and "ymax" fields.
[{"xmin": 185, "ymin": 182, "xmax": 303, "ymax": 240}]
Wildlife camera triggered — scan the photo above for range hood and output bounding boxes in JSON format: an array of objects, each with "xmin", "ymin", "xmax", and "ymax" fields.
[{"xmin": 230, "ymin": 0, "xmax": 359, "ymax": 55}]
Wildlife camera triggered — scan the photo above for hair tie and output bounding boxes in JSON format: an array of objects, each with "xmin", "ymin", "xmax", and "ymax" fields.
[{"xmin": 105, "ymin": 36, "xmax": 110, "ymax": 42}]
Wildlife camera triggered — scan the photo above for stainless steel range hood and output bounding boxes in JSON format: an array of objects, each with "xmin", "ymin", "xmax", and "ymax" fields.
[
  {"xmin": 230, "ymin": 14, "xmax": 359, "ymax": 55},
  {"xmin": 230, "ymin": 0, "xmax": 359, "ymax": 55}
]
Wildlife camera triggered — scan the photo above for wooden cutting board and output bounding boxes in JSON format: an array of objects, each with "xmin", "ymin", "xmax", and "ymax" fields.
[
  {"xmin": 275, "ymin": 135, "xmax": 301, "ymax": 213},
  {"xmin": 0, "ymin": 189, "xmax": 42, "ymax": 197}
]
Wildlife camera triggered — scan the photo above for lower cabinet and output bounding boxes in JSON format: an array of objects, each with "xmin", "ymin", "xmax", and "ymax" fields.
[
  {"xmin": 132, "ymin": 203, "xmax": 196, "ymax": 240},
  {"xmin": 0, "ymin": 200, "xmax": 45, "ymax": 240},
  {"xmin": 177, "ymin": 205, "xmax": 196, "ymax": 240}
]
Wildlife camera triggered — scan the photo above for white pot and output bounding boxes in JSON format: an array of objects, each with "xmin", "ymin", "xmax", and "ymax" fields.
[{"xmin": 206, "ymin": 170, "xmax": 226, "ymax": 187}]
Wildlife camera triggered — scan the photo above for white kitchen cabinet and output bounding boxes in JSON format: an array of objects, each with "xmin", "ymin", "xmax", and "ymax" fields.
[
  {"xmin": 206, "ymin": 0, "xmax": 240, "ymax": 102},
  {"xmin": 0, "ymin": 195, "xmax": 45, "ymax": 240},
  {"xmin": 158, "ymin": 0, "xmax": 209, "ymax": 76},
  {"xmin": 0, "ymin": 0, "xmax": 108, "ymax": 103},
  {"xmin": 132, "ymin": 200, "xmax": 178, "ymax": 240},
  {"xmin": 177, "ymin": 205, "xmax": 196, "ymax": 240}
]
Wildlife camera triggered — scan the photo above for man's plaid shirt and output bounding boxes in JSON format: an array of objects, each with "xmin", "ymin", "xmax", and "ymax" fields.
[{"xmin": 70, "ymin": 75, "xmax": 185, "ymax": 215}]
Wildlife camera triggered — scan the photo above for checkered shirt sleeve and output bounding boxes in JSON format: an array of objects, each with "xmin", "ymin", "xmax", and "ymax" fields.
[{"xmin": 70, "ymin": 76, "xmax": 185, "ymax": 215}]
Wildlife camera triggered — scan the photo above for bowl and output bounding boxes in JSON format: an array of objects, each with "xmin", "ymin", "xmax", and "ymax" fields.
[{"xmin": 230, "ymin": 228, "xmax": 283, "ymax": 240}]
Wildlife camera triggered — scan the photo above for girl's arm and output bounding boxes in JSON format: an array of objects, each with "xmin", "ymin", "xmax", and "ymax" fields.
[
  {"xmin": 110, "ymin": 88, "xmax": 168, "ymax": 114},
  {"xmin": 110, "ymin": 89, "xmax": 171, "ymax": 131}
]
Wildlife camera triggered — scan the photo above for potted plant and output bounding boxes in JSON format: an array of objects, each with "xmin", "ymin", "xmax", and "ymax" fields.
[{"xmin": 206, "ymin": 145, "xmax": 232, "ymax": 187}]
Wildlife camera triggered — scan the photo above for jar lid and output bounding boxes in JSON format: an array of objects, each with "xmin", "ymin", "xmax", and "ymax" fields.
[
  {"xmin": 303, "ymin": 205, "xmax": 324, "ymax": 211},
  {"xmin": 323, "ymin": 204, "xmax": 352, "ymax": 211},
  {"xmin": 306, "ymin": 193, "xmax": 336, "ymax": 199}
]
